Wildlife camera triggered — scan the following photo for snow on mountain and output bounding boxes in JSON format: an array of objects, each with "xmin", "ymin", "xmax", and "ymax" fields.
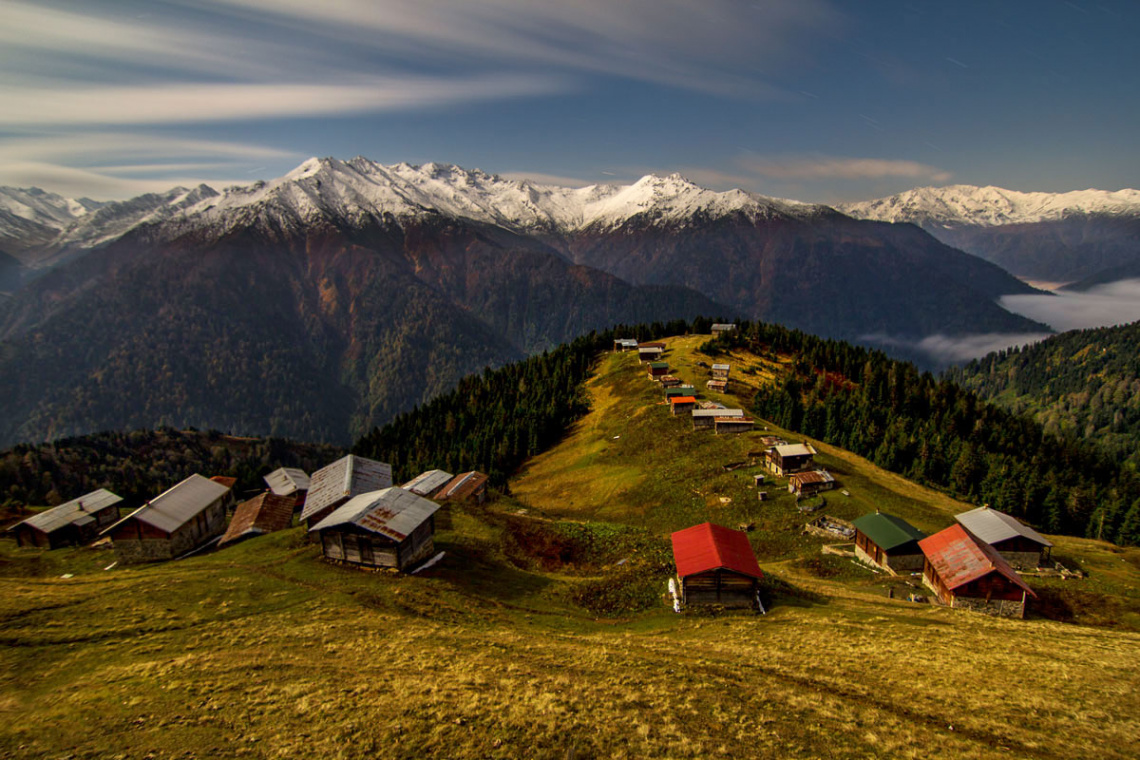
[
  {"xmin": 0, "ymin": 186, "xmax": 103, "ymax": 230},
  {"xmin": 53, "ymin": 184, "xmax": 219, "ymax": 251},
  {"xmin": 838, "ymin": 185, "xmax": 1140, "ymax": 228},
  {"xmin": 169, "ymin": 156, "xmax": 824, "ymax": 240}
]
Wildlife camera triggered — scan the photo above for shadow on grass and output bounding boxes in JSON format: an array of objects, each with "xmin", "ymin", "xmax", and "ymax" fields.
[{"xmin": 759, "ymin": 571, "xmax": 828, "ymax": 609}]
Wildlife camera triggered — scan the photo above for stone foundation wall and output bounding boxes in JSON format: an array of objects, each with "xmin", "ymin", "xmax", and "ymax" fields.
[
  {"xmin": 952, "ymin": 596, "xmax": 1026, "ymax": 619},
  {"xmin": 113, "ymin": 538, "xmax": 175, "ymax": 564},
  {"xmin": 885, "ymin": 553, "xmax": 925, "ymax": 573},
  {"xmin": 997, "ymin": 551, "xmax": 1042, "ymax": 571}
]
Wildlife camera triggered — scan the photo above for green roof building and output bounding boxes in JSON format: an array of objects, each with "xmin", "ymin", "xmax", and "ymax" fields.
[{"xmin": 851, "ymin": 511, "xmax": 928, "ymax": 574}]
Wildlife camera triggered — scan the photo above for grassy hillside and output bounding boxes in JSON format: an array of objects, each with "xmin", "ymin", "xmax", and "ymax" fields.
[{"xmin": 3, "ymin": 336, "xmax": 1140, "ymax": 759}]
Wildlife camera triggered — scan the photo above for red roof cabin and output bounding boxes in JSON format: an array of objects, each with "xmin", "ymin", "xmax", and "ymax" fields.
[
  {"xmin": 671, "ymin": 522, "xmax": 763, "ymax": 609},
  {"xmin": 919, "ymin": 524, "xmax": 1036, "ymax": 619},
  {"xmin": 670, "ymin": 396, "xmax": 698, "ymax": 415}
]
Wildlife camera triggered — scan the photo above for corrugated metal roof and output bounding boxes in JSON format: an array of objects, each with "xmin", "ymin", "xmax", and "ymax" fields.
[
  {"xmin": 438, "ymin": 471, "xmax": 490, "ymax": 501},
  {"xmin": 264, "ymin": 467, "xmax": 310, "ymax": 496},
  {"xmin": 301, "ymin": 455, "xmax": 392, "ymax": 521},
  {"xmin": 672, "ymin": 522, "xmax": 762, "ymax": 580},
  {"xmin": 105, "ymin": 475, "xmax": 229, "ymax": 534},
  {"xmin": 308, "ymin": 487, "xmax": 439, "ymax": 541},
  {"xmin": 706, "ymin": 379, "xmax": 727, "ymax": 389},
  {"xmin": 670, "ymin": 396, "xmax": 697, "ymax": 405},
  {"xmin": 955, "ymin": 506, "xmax": 1053, "ymax": 548},
  {"xmin": 694, "ymin": 409, "xmax": 745, "ymax": 418},
  {"xmin": 851, "ymin": 511, "xmax": 926, "ymax": 551},
  {"xmin": 17, "ymin": 489, "xmax": 122, "ymax": 534},
  {"xmin": 649, "ymin": 362, "xmax": 669, "ymax": 370},
  {"xmin": 402, "ymin": 469, "xmax": 454, "ymax": 497},
  {"xmin": 614, "ymin": 339, "xmax": 638, "ymax": 348},
  {"xmin": 711, "ymin": 363, "xmax": 731, "ymax": 371},
  {"xmin": 919, "ymin": 524, "xmax": 1035, "ymax": 596},
  {"xmin": 218, "ymin": 492, "xmax": 296, "ymax": 547},
  {"xmin": 774, "ymin": 443, "xmax": 814, "ymax": 457},
  {"xmin": 791, "ymin": 470, "xmax": 835, "ymax": 486},
  {"xmin": 711, "ymin": 323, "xmax": 736, "ymax": 330}
]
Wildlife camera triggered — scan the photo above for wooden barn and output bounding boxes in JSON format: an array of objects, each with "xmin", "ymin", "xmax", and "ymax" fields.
[
  {"xmin": 954, "ymin": 506, "xmax": 1053, "ymax": 570},
  {"xmin": 638, "ymin": 343, "xmax": 665, "ymax": 362},
  {"xmin": 263, "ymin": 467, "xmax": 310, "ymax": 508},
  {"xmin": 613, "ymin": 338, "xmax": 638, "ymax": 352},
  {"xmin": 402, "ymin": 469, "xmax": 454, "ymax": 498},
  {"xmin": 692, "ymin": 408, "xmax": 744, "ymax": 430},
  {"xmin": 437, "ymin": 471, "xmax": 490, "ymax": 504},
  {"xmin": 218, "ymin": 492, "xmax": 296, "ymax": 548},
  {"xmin": 647, "ymin": 361, "xmax": 669, "ymax": 380},
  {"xmin": 714, "ymin": 417, "xmax": 754, "ymax": 435},
  {"xmin": 851, "ymin": 511, "xmax": 927, "ymax": 574},
  {"xmin": 711, "ymin": 363, "xmax": 731, "ymax": 380},
  {"xmin": 765, "ymin": 443, "xmax": 815, "ymax": 476},
  {"xmin": 706, "ymin": 379, "xmax": 728, "ymax": 393},
  {"xmin": 788, "ymin": 469, "xmax": 836, "ymax": 497},
  {"xmin": 671, "ymin": 522, "xmax": 762, "ymax": 609},
  {"xmin": 9, "ymin": 489, "xmax": 123, "ymax": 549},
  {"xmin": 710, "ymin": 323, "xmax": 736, "ymax": 337},
  {"xmin": 300, "ymin": 455, "xmax": 393, "ymax": 529},
  {"xmin": 310, "ymin": 487, "xmax": 439, "ymax": 571},
  {"xmin": 919, "ymin": 524, "xmax": 1036, "ymax": 618},
  {"xmin": 102, "ymin": 475, "xmax": 231, "ymax": 564},
  {"xmin": 669, "ymin": 396, "xmax": 698, "ymax": 415}
]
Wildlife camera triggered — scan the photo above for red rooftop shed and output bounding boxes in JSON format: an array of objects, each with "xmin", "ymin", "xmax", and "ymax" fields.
[{"xmin": 671, "ymin": 522, "xmax": 763, "ymax": 608}]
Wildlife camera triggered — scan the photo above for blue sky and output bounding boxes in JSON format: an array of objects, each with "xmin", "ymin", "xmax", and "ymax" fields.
[{"xmin": 1, "ymin": 0, "xmax": 1137, "ymax": 202}]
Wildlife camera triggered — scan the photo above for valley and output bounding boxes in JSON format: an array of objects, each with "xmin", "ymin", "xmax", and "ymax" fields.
[{"xmin": 3, "ymin": 335, "xmax": 1138, "ymax": 759}]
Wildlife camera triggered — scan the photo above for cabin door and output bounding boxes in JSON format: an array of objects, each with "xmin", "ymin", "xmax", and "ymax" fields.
[{"xmin": 360, "ymin": 539, "xmax": 374, "ymax": 566}]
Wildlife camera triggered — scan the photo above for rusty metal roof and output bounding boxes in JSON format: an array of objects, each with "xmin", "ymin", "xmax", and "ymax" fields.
[
  {"xmin": 264, "ymin": 467, "xmax": 310, "ymax": 496},
  {"xmin": 218, "ymin": 492, "xmax": 296, "ymax": 547},
  {"xmin": 308, "ymin": 487, "xmax": 439, "ymax": 542},
  {"xmin": 791, "ymin": 470, "xmax": 835, "ymax": 486},
  {"xmin": 103, "ymin": 475, "xmax": 229, "ymax": 535},
  {"xmin": 210, "ymin": 476, "xmax": 238, "ymax": 490},
  {"xmin": 15, "ymin": 489, "xmax": 122, "ymax": 534},
  {"xmin": 639, "ymin": 342, "xmax": 666, "ymax": 349},
  {"xmin": 672, "ymin": 522, "xmax": 762, "ymax": 580},
  {"xmin": 955, "ymin": 506, "xmax": 1053, "ymax": 548},
  {"xmin": 438, "ymin": 471, "xmax": 489, "ymax": 501},
  {"xmin": 301, "ymin": 455, "xmax": 392, "ymax": 521},
  {"xmin": 402, "ymin": 469, "xmax": 454, "ymax": 497},
  {"xmin": 919, "ymin": 524, "xmax": 1035, "ymax": 596}
]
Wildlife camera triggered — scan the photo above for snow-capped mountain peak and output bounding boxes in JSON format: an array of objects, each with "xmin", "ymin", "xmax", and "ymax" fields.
[{"xmin": 838, "ymin": 184, "xmax": 1140, "ymax": 227}]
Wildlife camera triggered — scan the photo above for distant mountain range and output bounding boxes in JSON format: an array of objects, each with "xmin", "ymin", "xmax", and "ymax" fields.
[
  {"xmin": 0, "ymin": 158, "xmax": 1051, "ymax": 446},
  {"xmin": 839, "ymin": 185, "xmax": 1140, "ymax": 284}
]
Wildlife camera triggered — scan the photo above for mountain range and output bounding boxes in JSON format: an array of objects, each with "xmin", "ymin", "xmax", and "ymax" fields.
[
  {"xmin": 839, "ymin": 185, "xmax": 1140, "ymax": 284},
  {"xmin": 0, "ymin": 158, "xmax": 1057, "ymax": 446}
]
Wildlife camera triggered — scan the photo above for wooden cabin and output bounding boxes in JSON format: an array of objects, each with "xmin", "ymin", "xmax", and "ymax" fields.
[
  {"xmin": 671, "ymin": 522, "xmax": 762, "ymax": 609},
  {"xmin": 765, "ymin": 443, "xmax": 815, "ymax": 476},
  {"xmin": 638, "ymin": 343, "xmax": 665, "ymax": 363},
  {"xmin": 218, "ymin": 492, "xmax": 296, "ymax": 548},
  {"xmin": 788, "ymin": 470, "xmax": 836, "ymax": 497},
  {"xmin": 102, "ymin": 475, "xmax": 230, "ymax": 564},
  {"xmin": 210, "ymin": 476, "xmax": 238, "ymax": 511},
  {"xmin": 10, "ymin": 489, "xmax": 123, "ymax": 549},
  {"xmin": 851, "ymin": 511, "xmax": 927, "ymax": 574},
  {"xmin": 660, "ymin": 375, "xmax": 682, "ymax": 388},
  {"xmin": 402, "ymin": 469, "xmax": 454, "ymax": 498},
  {"xmin": 954, "ymin": 506, "xmax": 1053, "ymax": 570},
  {"xmin": 613, "ymin": 338, "xmax": 638, "ymax": 352},
  {"xmin": 310, "ymin": 487, "xmax": 439, "ymax": 571},
  {"xmin": 647, "ymin": 362, "xmax": 669, "ymax": 381},
  {"xmin": 711, "ymin": 363, "xmax": 731, "ymax": 380},
  {"xmin": 710, "ymin": 323, "xmax": 736, "ymax": 337},
  {"xmin": 706, "ymin": 379, "xmax": 728, "ymax": 393},
  {"xmin": 692, "ymin": 408, "xmax": 744, "ymax": 430},
  {"xmin": 714, "ymin": 417, "xmax": 754, "ymax": 435},
  {"xmin": 300, "ymin": 455, "xmax": 393, "ymax": 529},
  {"xmin": 664, "ymin": 386, "xmax": 697, "ymax": 400},
  {"xmin": 436, "ymin": 471, "xmax": 490, "ymax": 504},
  {"xmin": 919, "ymin": 524, "xmax": 1036, "ymax": 618},
  {"xmin": 264, "ymin": 467, "xmax": 310, "ymax": 509},
  {"xmin": 669, "ymin": 396, "xmax": 698, "ymax": 415}
]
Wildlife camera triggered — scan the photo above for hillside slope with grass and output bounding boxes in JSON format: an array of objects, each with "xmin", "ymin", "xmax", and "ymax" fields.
[{"xmin": 3, "ymin": 335, "xmax": 1140, "ymax": 759}]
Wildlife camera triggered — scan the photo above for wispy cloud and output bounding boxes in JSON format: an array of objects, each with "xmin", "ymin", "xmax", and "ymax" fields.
[
  {"xmin": 499, "ymin": 171, "xmax": 594, "ymax": 188},
  {"xmin": 742, "ymin": 155, "xmax": 952, "ymax": 182}
]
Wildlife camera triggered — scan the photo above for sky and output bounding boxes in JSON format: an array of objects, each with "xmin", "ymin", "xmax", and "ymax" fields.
[{"xmin": 2, "ymin": 0, "xmax": 1138, "ymax": 202}]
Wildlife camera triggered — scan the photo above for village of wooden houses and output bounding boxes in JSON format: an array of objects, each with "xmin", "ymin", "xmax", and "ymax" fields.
[{"xmin": 9, "ymin": 326, "xmax": 1065, "ymax": 621}]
